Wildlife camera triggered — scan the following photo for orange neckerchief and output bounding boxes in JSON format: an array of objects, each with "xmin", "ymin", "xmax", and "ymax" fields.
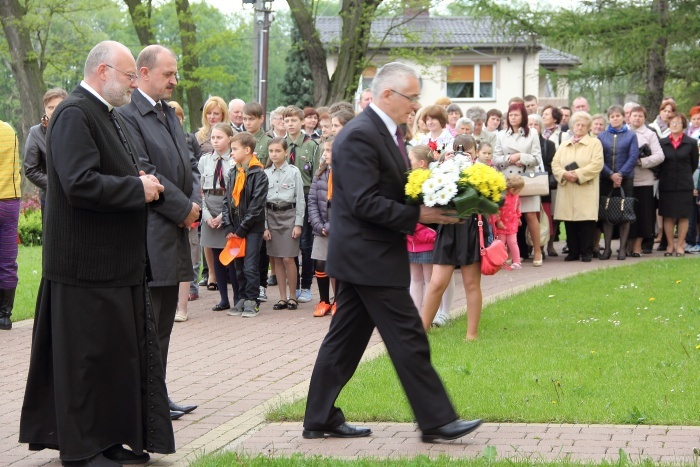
[
  {"xmin": 232, "ymin": 155, "xmax": 264, "ymax": 206},
  {"xmin": 326, "ymin": 168, "xmax": 332, "ymax": 201}
]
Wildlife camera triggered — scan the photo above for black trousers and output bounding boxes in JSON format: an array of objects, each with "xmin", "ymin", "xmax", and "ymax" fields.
[
  {"xmin": 303, "ymin": 280, "xmax": 458, "ymax": 432},
  {"xmin": 149, "ymin": 285, "xmax": 178, "ymax": 377},
  {"xmin": 564, "ymin": 220, "xmax": 596, "ymax": 259}
]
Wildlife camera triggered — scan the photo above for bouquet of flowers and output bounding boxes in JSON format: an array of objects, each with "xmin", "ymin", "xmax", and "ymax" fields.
[{"xmin": 405, "ymin": 155, "xmax": 506, "ymax": 218}]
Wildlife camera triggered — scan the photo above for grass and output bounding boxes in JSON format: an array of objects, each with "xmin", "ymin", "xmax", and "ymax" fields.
[
  {"xmin": 267, "ymin": 259, "xmax": 700, "ymax": 426},
  {"xmin": 14, "ymin": 245, "xmax": 42, "ymax": 322},
  {"xmin": 189, "ymin": 452, "xmax": 697, "ymax": 466}
]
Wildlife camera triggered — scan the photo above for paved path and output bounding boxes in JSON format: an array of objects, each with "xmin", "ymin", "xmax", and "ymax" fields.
[{"xmin": 1, "ymin": 242, "xmax": 698, "ymax": 466}]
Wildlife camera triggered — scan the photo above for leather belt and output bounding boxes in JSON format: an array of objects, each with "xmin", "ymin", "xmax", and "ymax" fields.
[
  {"xmin": 266, "ymin": 202, "xmax": 295, "ymax": 212},
  {"xmin": 206, "ymin": 189, "xmax": 225, "ymax": 196}
]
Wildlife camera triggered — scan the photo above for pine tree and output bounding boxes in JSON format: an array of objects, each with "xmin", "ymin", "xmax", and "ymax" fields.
[{"xmin": 279, "ymin": 27, "xmax": 314, "ymax": 108}]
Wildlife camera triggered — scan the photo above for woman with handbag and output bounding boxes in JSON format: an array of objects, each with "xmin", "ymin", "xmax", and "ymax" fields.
[
  {"xmin": 493, "ymin": 102, "xmax": 544, "ymax": 266},
  {"xmin": 597, "ymin": 105, "xmax": 639, "ymax": 260},
  {"xmin": 529, "ymin": 113, "xmax": 559, "ymax": 257},
  {"xmin": 551, "ymin": 111, "xmax": 604, "ymax": 262},
  {"xmin": 658, "ymin": 112, "xmax": 699, "ymax": 256},
  {"xmin": 628, "ymin": 106, "xmax": 665, "ymax": 257}
]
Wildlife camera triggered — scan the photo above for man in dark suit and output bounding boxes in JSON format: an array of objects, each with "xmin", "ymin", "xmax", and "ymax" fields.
[
  {"xmin": 19, "ymin": 40, "xmax": 173, "ymax": 465},
  {"xmin": 302, "ymin": 62, "xmax": 482, "ymax": 442},
  {"xmin": 118, "ymin": 45, "xmax": 201, "ymax": 419}
]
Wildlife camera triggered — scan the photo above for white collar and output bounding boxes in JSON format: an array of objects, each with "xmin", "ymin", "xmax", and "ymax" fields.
[
  {"xmin": 80, "ymin": 81, "xmax": 113, "ymax": 112},
  {"xmin": 369, "ymin": 102, "xmax": 398, "ymax": 140},
  {"xmin": 137, "ymin": 88, "xmax": 158, "ymax": 107}
]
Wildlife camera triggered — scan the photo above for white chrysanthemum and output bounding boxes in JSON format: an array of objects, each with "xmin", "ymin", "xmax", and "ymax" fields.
[
  {"xmin": 441, "ymin": 182, "xmax": 458, "ymax": 199},
  {"xmin": 424, "ymin": 191, "xmax": 439, "ymax": 207},
  {"xmin": 453, "ymin": 154, "xmax": 473, "ymax": 170},
  {"xmin": 422, "ymin": 177, "xmax": 439, "ymax": 195},
  {"xmin": 435, "ymin": 189, "xmax": 453, "ymax": 205},
  {"xmin": 433, "ymin": 172, "xmax": 450, "ymax": 188}
]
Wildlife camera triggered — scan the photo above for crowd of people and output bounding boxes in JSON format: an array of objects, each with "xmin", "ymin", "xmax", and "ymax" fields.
[
  {"xmin": 10, "ymin": 57, "xmax": 700, "ymax": 338},
  {"xmin": 3, "ymin": 38, "xmax": 699, "ymax": 461}
]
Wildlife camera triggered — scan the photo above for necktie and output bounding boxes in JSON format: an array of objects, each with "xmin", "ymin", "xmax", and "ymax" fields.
[
  {"xmin": 289, "ymin": 143, "xmax": 297, "ymax": 165},
  {"xmin": 232, "ymin": 166, "xmax": 246, "ymax": 206},
  {"xmin": 155, "ymin": 102, "xmax": 169, "ymax": 129},
  {"xmin": 327, "ymin": 169, "xmax": 332, "ymax": 201},
  {"xmin": 213, "ymin": 157, "xmax": 225, "ymax": 190},
  {"xmin": 395, "ymin": 127, "xmax": 410, "ymax": 169}
]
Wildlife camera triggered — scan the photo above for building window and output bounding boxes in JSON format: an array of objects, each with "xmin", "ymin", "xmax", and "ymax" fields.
[
  {"xmin": 361, "ymin": 66, "xmax": 376, "ymax": 92},
  {"xmin": 446, "ymin": 64, "xmax": 494, "ymax": 100}
]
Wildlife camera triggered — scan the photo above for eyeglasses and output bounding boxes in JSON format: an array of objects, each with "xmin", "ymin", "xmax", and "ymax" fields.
[
  {"xmin": 669, "ymin": 121, "xmax": 684, "ymax": 126},
  {"xmin": 105, "ymin": 64, "xmax": 138, "ymax": 82},
  {"xmin": 390, "ymin": 89, "xmax": 420, "ymax": 103}
]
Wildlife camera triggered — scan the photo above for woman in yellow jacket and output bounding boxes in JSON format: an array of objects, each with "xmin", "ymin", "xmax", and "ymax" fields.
[
  {"xmin": 552, "ymin": 112, "xmax": 604, "ymax": 262},
  {"xmin": 0, "ymin": 120, "xmax": 20, "ymax": 330}
]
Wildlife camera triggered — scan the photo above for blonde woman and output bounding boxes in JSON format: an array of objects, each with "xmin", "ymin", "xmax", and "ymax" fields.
[{"xmin": 196, "ymin": 96, "xmax": 230, "ymax": 155}]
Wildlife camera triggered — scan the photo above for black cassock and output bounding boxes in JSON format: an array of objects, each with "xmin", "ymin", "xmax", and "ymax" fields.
[{"xmin": 18, "ymin": 85, "xmax": 175, "ymax": 461}]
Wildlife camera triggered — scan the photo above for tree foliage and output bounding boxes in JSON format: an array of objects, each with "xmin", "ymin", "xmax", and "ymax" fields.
[
  {"xmin": 279, "ymin": 26, "xmax": 314, "ymax": 108},
  {"xmin": 463, "ymin": 0, "xmax": 700, "ymax": 115}
]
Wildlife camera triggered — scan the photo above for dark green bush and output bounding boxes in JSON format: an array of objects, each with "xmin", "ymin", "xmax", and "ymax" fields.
[{"xmin": 18, "ymin": 209, "xmax": 42, "ymax": 246}]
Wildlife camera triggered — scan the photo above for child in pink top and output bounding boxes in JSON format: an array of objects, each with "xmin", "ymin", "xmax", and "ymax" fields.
[
  {"xmin": 490, "ymin": 174, "xmax": 525, "ymax": 269},
  {"xmin": 406, "ymin": 145, "xmax": 437, "ymax": 312}
]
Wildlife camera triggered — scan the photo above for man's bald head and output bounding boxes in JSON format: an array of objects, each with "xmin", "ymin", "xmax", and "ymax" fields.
[
  {"xmin": 84, "ymin": 41, "xmax": 133, "ymax": 79},
  {"xmin": 83, "ymin": 40, "xmax": 137, "ymax": 107}
]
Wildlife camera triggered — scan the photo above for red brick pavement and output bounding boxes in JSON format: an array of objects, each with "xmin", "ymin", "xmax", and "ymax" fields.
[{"xmin": 1, "ymin": 243, "xmax": 698, "ymax": 466}]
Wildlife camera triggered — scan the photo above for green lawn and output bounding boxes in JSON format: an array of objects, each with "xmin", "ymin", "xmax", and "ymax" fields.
[
  {"xmin": 190, "ymin": 452, "xmax": 679, "ymax": 467},
  {"xmin": 268, "ymin": 259, "xmax": 700, "ymax": 426},
  {"xmin": 14, "ymin": 245, "xmax": 42, "ymax": 322}
]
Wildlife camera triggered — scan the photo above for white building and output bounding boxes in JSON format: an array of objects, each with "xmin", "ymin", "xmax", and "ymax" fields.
[{"xmin": 316, "ymin": 14, "xmax": 580, "ymax": 113}]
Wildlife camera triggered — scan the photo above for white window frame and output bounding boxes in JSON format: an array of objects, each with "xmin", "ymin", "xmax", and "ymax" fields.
[{"xmin": 445, "ymin": 63, "xmax": 497, "ymax": 102}]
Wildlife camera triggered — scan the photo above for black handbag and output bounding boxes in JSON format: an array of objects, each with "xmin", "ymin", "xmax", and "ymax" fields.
[{"xmin": 599, "ymin": 187, "xmax": 636, "ymax": 224}]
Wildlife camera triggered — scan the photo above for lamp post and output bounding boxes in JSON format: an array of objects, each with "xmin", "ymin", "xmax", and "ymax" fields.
[{"xmin": 245, "ymin": 0, "xmax": 274, "ymax": 113}]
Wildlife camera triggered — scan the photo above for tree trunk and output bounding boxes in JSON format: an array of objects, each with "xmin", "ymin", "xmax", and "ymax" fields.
[
  {"xmin": 287, "ymin": 0, "xmax": 330, "ymax": 106},
  {"xmin": 123, "ymin": 0, "xmax": 155, "ymax": 47},
  {"xmin": 0, "ymin": 0, "xmax": 46, "ymax": 145},
  {"xmin": 644, "ymin": 0, "xmax": 668, "ymax": 115},
  {"xmin": 175, "ymin": 0, "xmax": 203, "ymax": 133},
  {"xmin": 328, "ymin": 0, "xmax": 382, "ymax": 104}
]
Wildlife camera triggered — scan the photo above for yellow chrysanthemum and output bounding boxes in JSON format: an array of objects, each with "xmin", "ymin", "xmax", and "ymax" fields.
[
  {"xmin": 460, "ymin": 164, "xmax": 506, "ymax": 203},
  {"xmin": 405, "ymin": 169, "xmax": 431, "ymax": 202}
]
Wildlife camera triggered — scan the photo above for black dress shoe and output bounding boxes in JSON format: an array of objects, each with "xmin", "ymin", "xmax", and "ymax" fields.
[
  {"xmin": 302, "ymin": 422, "xmax": 372, "ymax": 439},
  {"xmin": 421, "ymin": 418, "xmax": 483, "ymax": 442},
  {"xmin": 103, "ymin": 445, "xmax": 150, "ymax": 465},
  {"xmin": 171, "ymin": 410, "xmax": 185, "ymax": 420},
  {"xmin": 169, "ymin": 398, "xmax": 197, "ymax": 414},
  {"xmin": 563, "ymin": 255, "xmax": 580, "ymax": 262},
  {"xmin": 211, "ymin": 303, "xmax": 230, "ymax": 311},
  {"xmin": 581, "ymin": 255, "xmax": 592, "ymax": 262},
  {"xmin": 62, "ymin": 453, "xmax": 121, "ymax": 467}
]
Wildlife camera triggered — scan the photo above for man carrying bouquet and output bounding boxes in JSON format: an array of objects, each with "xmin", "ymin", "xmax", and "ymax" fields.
[{"xmin": 302, "ymin": 62, "xmax": 483, "ymax": 442}]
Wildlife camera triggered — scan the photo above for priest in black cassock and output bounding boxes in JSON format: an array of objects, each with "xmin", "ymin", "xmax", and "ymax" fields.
[{"xmin": 19, "ymin": 40, "xmax": 174, "ymax": 466}]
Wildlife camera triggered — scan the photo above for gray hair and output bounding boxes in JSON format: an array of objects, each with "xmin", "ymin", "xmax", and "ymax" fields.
[
  {"xmin": 570, "ymin": 111, "xmax": 593, "ymax": 128},
  {"xmin": 371, "ymin": 62, "xmax": 419, "ymax": 97},
  {"xmin": 528, "ymin": 113, "xmax": 545, "ymax": 133},
  {"xmin": 136, "ymin": 45, "xmax": 176, "ymax": 70},
  {"xmin": 466, "ymin": 106, "xmax": 487, "ymax": 123},
  {"xmin": 456, "ymin": 117, "xmax": 473, "ymax": 127},
  {"xmin": 623, "ymin": 101, "xmax": 639, "ymax": 112},
  {"xmin": 84, "ymin": 41, "xmax": 127, "ymax": 77},
  {"xmin": 229, "ymin": 98, "xmax": 245, "ymax": 109},
  {"xmin": 270, "ymin": 106, "xmax": 286, "ymax": 120}
]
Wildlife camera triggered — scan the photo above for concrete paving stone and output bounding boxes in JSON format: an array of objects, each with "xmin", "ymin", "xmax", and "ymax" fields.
[{"xmin": 6, "ymin": 245, "xmax": 700, "ymax": 465}]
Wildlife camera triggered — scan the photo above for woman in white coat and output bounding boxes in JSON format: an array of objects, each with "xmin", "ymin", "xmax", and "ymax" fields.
[{"xmin": 493, "ymin": 102, "xmax": 544, "ymax": 266}]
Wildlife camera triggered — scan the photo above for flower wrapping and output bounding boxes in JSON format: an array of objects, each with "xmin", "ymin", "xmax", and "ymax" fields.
[{"xmin": 405, "ymin": 157, "xmax": 506, "ymax": 218}]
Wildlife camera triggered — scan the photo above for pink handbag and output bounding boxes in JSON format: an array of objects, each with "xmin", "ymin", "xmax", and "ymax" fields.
[{"xmin": 478, "ymin": 215, "xmax": 508, "ymax": 275}]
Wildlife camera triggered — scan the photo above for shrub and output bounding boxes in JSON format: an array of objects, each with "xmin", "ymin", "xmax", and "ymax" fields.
[{"xmin": 18, "ymin": 209, "xmax": 42, "ymax": 246}]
